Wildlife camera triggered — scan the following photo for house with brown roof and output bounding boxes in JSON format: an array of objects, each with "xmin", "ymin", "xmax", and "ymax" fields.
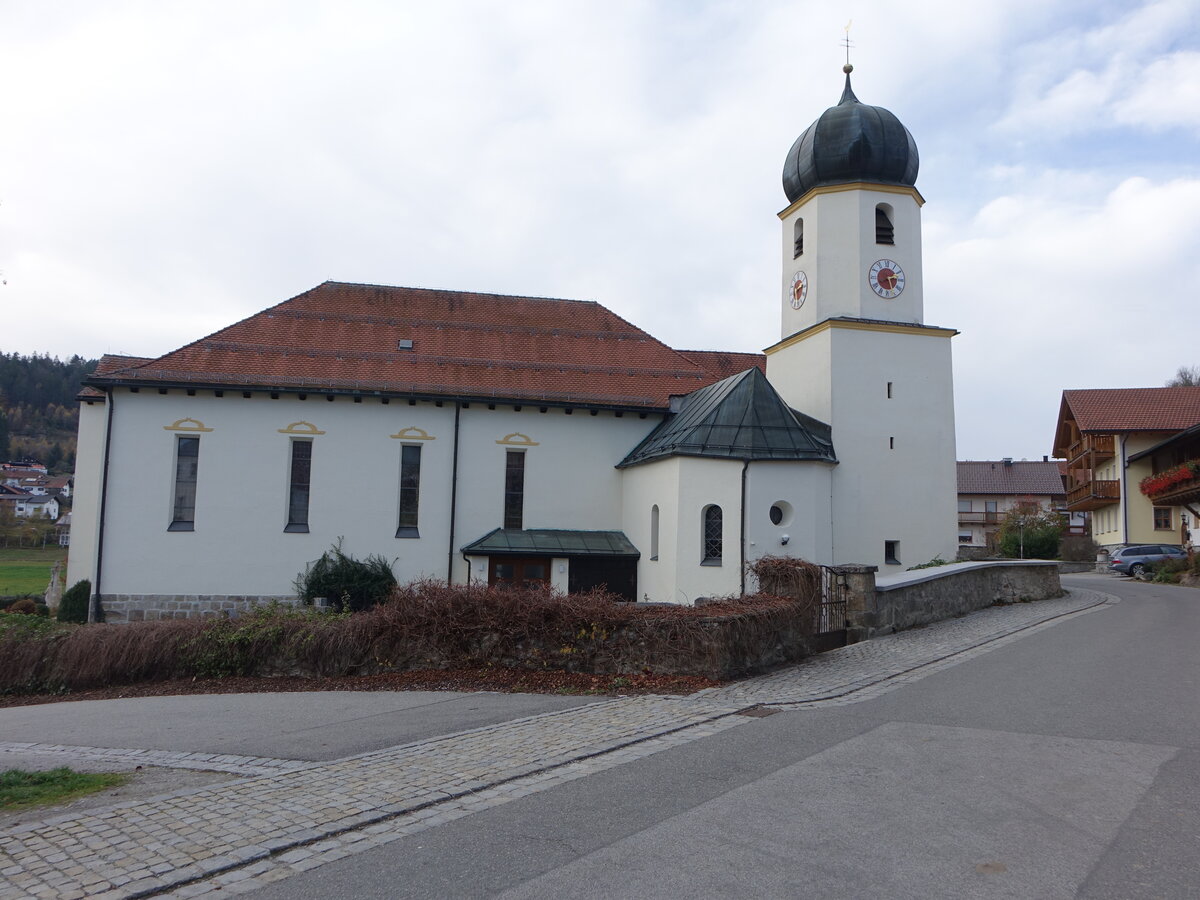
[
  {"xmin": 956, "ymin": 458, "xmax": 1078, "ymax": 555},
  {"xmin": 1052, "ymin": 387, "xmax": 1200, "ymax": 549},
  {"xmin": 68, "ymin": 70, "xmax": 960, "ymax": 621}
]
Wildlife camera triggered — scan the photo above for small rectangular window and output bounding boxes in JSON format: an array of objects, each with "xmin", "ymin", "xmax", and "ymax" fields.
[
  {"xmin": 985, "ymin": 501, "xmax": 998, "ymax": 514},
  {"xmin": 886, "ymin": 381, "xmax": 893, "ymax": 399},
  {"xmin": 958, "ymin": 531, "xmax": 973, "ymax": 544},
  {"xmin": 885, "ymin": 540, "xmax": 900, "ymax": 565},
  {"xmin": 285, "ymin": 439, "xmax": 312, "ymax": 533},
  {"xmin": 889, "ymin": 436, "xmax": 895, "ymax": 449},
  {"xmin": 958, "ymin": 500, "xmax": 972, "ymax": 513},
  {"xmin": 1154, "ymin": 507, "xmax": 1172, "ymax": 530},
  {"xmin": 169, "ymin": 436, "xmax": 199, "ymax": 531},
  {"xmin": 504, "ymin": 450, "xmax": 525, "ymax": 530},
  {"xmin": 397, "ymin": 444, "xmax": 421, "ymax": 537}
]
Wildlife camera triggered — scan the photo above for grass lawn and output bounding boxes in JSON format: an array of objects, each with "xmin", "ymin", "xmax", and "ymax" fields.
[
  {"xmin": 0, "ymin": 547, "xmax": 67, "ymax": 596},
  {"xmin": 0, "ymin": 767, "xmax": 127, "ymax": 811}
]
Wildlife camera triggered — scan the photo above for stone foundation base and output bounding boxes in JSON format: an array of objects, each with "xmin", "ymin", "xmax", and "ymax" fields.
[{"xmin": 100, "ymin": 595, "xmax": 302, "ymax": 624}]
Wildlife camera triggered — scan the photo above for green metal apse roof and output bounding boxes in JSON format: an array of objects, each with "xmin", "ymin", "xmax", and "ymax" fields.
[
  {"xmin": 461, "ymin": 528, "xmax": 641, "ymax": 558},
  {"xmin": 617, "ymin": 366, "xmax": 836, "ymax": 468}
]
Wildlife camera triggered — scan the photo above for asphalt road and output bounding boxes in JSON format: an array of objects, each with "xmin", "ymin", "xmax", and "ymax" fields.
[{"xmin": 247, "ymin": 574, "xmax": 1200, "ymax": 900}]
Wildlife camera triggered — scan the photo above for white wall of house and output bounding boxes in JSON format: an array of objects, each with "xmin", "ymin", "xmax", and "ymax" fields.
[
  {"xmin": 65, "ymin": 399, "xmax": 108, "ymax": 591},
  {"xmin": 769, "ymin": 324, "xmax": 957, "ymax": 569},
  {"xmin": 619, "ymin": 457, "xmax": 679, "ymax": 604},
  {"xmin": 75, "ymin": 389, "xmax": 660, "ymax": 598},
  {"xmin": 779, "ymin": 185, "xmax": 925, "ymax": 338},
  {"xmin": 826, "ymin": 325, "xmax": 957, "ymax": 569},
  {"xmin": 671, "ymin": 457, "xmax": 744, "ymax": 602},
  {"xmin": 744, "ymin": 461, "xmax": 835, "ymax": 571}
]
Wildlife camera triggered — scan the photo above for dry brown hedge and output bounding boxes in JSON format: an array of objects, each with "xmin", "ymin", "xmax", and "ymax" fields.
[{"xmin": 0, "ymin": 577, "xmax": 823, "ymax": 695}]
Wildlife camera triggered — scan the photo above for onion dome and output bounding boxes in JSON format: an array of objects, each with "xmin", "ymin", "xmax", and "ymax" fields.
[{"xmin": 782, "ymin": 66, "xmax": 919, "ymax": 204}]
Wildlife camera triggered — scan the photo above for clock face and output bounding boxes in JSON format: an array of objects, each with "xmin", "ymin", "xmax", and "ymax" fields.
[
  {"xmin": 789, "ymin": 270, "xmax": 808, "ymax": 309},
  {"xmin": 868, "ymin": 259, "xmax": 905, "ymax": 298}
]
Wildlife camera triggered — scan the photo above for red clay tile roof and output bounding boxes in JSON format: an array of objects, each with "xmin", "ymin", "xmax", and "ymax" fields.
[
  {"xmin": 957, "ymin": 461, "xmax": 1066, "ymax": 496},
  {"xmin": 1054, "ymin": 387, "xmax": 1200, "ymax": 453},
  {"xmin": 85, "ymin": 282, "xmax": 745, "ymax": 409},
  {"xmin": 677, "ymin": 350, "xmax": 767, "ymax": 380},
  {"xmin": 78, "ymin": 355, "xmax": 156, "ymax": 399}
]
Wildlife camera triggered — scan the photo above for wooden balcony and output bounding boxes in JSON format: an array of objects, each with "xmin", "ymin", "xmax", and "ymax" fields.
[
  {"xmin": 958, "ymin": 511, "xmax": 1001, "ymax": 525},
  {"xmin": 1067, "ymin": 479, "xmax": 1119, "ymax": 511},
  {"xmin": 1067, "ymin": 434, "xmax": 1115, "ymax": 467},
  {"xmin": 1142, "ymin": 467, "xmax": 1200, "ymax": 507}
]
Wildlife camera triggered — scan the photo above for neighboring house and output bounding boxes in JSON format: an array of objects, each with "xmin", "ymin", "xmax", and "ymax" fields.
[
  {"xmin": 0, "ymin": 491, "xmax": 60, "ymax": 520},
  {"xmin": 956, "ymin": 458, "xmax": 1079, "ymax": 554},
  {"xmin": 45, "ymin": 475, "xmax": 73, "ymax": 499},
  {"xmin": 1052, "ymin": 388, "xmax": 1200, "ymax": 550},
  {"xmin": 69, "ymin": 69, "xmax": 961, "ymax": 621},
  {"xmin": 1126, "ymin": 422, "xmax": 1200, "ymax": 547},
  {"xmin": 55, "ymin": 512, "xmax": 71, "ymax": 547}
]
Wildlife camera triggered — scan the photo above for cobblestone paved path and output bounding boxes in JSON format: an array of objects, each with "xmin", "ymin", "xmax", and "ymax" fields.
[{"xmin": 0, "ymin": 588, "xmax": 1115, "ymax": 899}]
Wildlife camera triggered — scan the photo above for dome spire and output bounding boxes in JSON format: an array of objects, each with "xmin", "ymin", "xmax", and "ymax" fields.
[{"xmin": 839, "ymin": 22, "xmax": 858, "ymax": 104}]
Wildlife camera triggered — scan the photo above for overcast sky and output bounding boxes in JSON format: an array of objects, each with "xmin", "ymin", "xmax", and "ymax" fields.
[{"xmin": 3, "ymin": 0, "xmax": 1198, "ymax": 460}]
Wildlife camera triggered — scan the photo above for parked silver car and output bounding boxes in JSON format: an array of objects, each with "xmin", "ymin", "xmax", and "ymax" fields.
[{"xmin": 1108, "ymin": 544, "xmax": 1187, "ymax": 576}]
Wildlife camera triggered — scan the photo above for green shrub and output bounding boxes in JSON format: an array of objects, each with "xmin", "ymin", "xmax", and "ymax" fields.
[
  {"xmin": 57, "ymin": 579, "xmax": 91, "ymax": 624},
  {"xmin": 295, "ymin": 541, "xmax": 398, "ymax": 613},
  {"xmin": 1150, "ymin": 558, "xmax": 1189, "ymax": 584},
  {"xmin": 996, "ymin": 504, "xmax": 1065, "ymax": 559}
]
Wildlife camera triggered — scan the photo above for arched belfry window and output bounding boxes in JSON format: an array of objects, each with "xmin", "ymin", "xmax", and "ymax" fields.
[
  {"xmin": 702, "ymin": 504, "xmax": 722, "ymax": 565},
  {"xmin": 875, "ymin": 205, "xmax": 894, "ymax": 245},
  {"xmin": 793, "ymin": 218, "xmax": 804, "ymax": 257}
]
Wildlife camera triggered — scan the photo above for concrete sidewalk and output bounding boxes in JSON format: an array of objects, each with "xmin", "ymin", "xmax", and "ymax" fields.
[{"xmin": 0, "ymin": 587, "xmax": 1116, "ymax": 900}]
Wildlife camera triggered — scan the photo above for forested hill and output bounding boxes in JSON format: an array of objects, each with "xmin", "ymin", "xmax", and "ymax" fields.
[{"xmin": 0, "ymin": 352, "xmax": 99, "ymax": 474}]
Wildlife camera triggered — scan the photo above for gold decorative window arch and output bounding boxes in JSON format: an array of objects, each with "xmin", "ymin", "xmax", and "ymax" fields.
[
  {"xmin": 390, "ymin": 426, "xmax": 436, "ymax": 441},
  {"xmin": 163, "ymin": 418, "xmax": 214, "ymax": 432},
  {"xmin": 277, "ymin": 421, "xmax": 326, "ymax": 435},
  {"xmin": 495, "ymin": 432, "xmax": 539, "ymax": 447}
]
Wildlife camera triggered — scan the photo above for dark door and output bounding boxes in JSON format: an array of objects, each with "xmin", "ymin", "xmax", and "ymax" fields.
[
  {"xmin": 489, "ymin": 557, "xmax": 551, "ymax": 588},
  {"xmin": 568, "ymin": 557, "xmax": 638, "ymax": 602}
]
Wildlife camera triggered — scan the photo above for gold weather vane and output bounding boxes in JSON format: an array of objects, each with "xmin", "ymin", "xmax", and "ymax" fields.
[{"xmin": 842, "ymin": 20, "xmax": 854, "ymax": 73}]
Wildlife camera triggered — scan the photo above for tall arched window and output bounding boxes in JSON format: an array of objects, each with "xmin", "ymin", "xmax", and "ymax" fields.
[
  {"xmin": 875, "ymin": 205, "xmax": 894, "ymax": 244},
  {"xmin": 650, "ymin": 504, "xmax": 660, "ymax": 561},
  {"xmin": 793, "ymin": 218, "xmax": 804, "ymax": 257},
  {"xmin": 702, "ymin": 504, "xmax": 722, "ymax": 565}
]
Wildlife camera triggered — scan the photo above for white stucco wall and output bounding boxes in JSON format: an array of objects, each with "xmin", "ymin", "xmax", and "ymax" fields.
[
  {"xmin": 619, "ymin": 458, "xmax": 679, "ymax": 604},
  {"xmin": 779, "ymin": 186, "xmax": 924, "ymax": 339},
  {"xmin": 88, "ymin": 389, "xmax": 659, "ymax": 598},
  {"xmin": 65, "ymin": 398, "xmax": 108, "ymax": 590},
  {"xmin": 743, "ymin": 461, "xmax": 835, "ymax": 573},
  {"xmin": 827, "ymin": 326, "xmax": 957, "ymax": 568}
]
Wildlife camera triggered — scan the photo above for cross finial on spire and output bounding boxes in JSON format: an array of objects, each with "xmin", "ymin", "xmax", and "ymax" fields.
[{"xmin": 842, "ymin": 20, "xmax": 854, "ymax": 74}]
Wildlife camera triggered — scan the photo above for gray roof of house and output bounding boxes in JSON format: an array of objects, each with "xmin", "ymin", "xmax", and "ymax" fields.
[
  {"xmin": 461, "ymin": 528, "xmax": 640, "ymax": 558},
  {"xmin": 617, "ymin": 366, "xmax": 836, "ymax": 468},
  {"xmin": 957, "ymin": 460, "xmax": 1066, "ymax": 496}
]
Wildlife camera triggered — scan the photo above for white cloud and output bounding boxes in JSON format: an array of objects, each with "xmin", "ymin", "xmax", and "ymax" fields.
[{"xmin": 0, "ymin": 0, "xmax": 1198, "ymax": 460}]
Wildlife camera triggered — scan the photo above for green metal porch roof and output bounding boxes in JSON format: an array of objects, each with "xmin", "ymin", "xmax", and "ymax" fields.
[
  {"xmin": 617, "ymin": 366, "xmax": 836, "ymax": 467},
  {"xmin": 461, "ymin": 528, "xmax": 641, "ymax": 558}
]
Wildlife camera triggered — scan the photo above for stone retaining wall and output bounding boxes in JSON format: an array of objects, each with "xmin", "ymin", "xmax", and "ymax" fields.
[
  {"xmin": 99, "ymin": 594, "xmax": 300, "ymax": 623},
  {"xmin": 840, "ymin": 560, "xmax": 1063, "ymax": 639}
]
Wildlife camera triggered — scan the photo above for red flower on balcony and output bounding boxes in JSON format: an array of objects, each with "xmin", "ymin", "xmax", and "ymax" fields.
[{"xmin": 1140, "ymin": 459, "xmax": 1200, "ymax": 498}]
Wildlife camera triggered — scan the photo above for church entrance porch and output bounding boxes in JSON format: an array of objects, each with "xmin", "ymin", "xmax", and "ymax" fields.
[{"xmin": 489, "ymin": 557, "xmax": 551, "ymax": 589}]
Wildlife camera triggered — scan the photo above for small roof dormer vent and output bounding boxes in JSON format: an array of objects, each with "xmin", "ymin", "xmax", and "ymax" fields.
[{"xmin": 397, "ymin": 339, "xmax": 414, "ymax": 351}]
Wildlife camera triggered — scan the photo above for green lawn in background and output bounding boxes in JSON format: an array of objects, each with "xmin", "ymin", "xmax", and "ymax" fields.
[{"xmin": 0, "ymin": 547, "xmax": 66, "ymax": 596}]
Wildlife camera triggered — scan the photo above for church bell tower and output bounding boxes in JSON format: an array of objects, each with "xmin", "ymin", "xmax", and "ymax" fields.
[{"xmin": 765, "ymin": 64, "xmax": 958, "ymax": 570}]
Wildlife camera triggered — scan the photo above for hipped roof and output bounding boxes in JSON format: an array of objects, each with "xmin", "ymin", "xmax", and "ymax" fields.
[
  {"xmin": 618, "ymin": 366, "xmax": 835, "ymax": 467},
  {"xmin": 83, "ymin": 282, "xmax": 766, "ymax": 410},
  {"xmin": 1053, "ymin": 387, "xmax": 1200, "ymax": 454}
]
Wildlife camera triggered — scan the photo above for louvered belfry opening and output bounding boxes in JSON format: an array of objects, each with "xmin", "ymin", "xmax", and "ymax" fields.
[{"xmin": 875, "ymin": 207, "xmax": 894, "ymax": 244}]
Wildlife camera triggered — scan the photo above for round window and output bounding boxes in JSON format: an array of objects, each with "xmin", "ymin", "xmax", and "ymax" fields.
[{"xmin": 769, "ymin": 501, "xmax": 793, "ymax": 527}]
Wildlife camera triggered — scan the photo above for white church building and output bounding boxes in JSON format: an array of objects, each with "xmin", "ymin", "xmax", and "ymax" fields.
[{"xmin": 68, "ymin": 68, "xmax": 958, "ymax": 619}]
